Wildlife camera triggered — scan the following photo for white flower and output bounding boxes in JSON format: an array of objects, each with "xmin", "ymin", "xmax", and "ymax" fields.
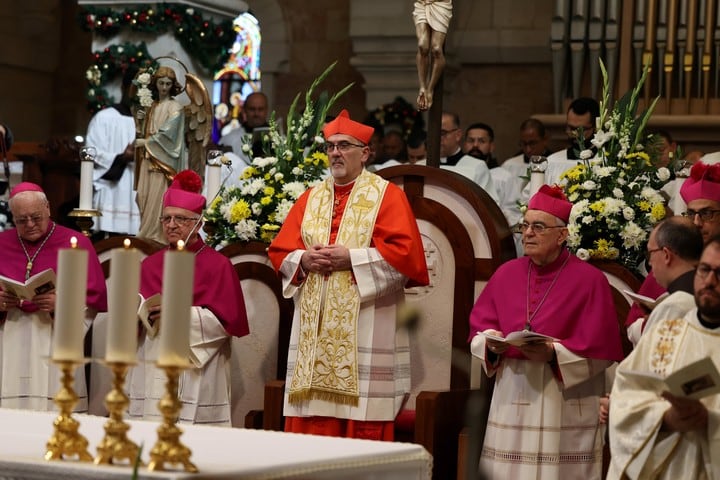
[
  {"xmin": 274, "ymin": 172, "xmax": 284, "ymax": 182},
  {"xmin": 314, "ymin": 135, "xmax": 325, "ymax": 144},
  {"xmin": 582, "ymin": 180, "xmax": 598, "ymax": 190},
  {"xmin": 137, "ymin": 73, "xmax": 151, "ymax": 86},
  {"xmin": 612, "ymin": 188, "xmax": 624, "ymax": 199},
  {"xmin": 292, "ymin": 167, "xmax": 303, "ymax": 176},
  {"xmin": 233, "ymin": 219, "xmax": 259, "ymax": 241},
  {"xmin": 656, "ymin": 167, "xmax": 671, "ymax": 182},
  {"xmin": 622, "ymin": 207, "xmax": 635, "ymax": 220},
  {"xmin": 591, "ymin": 130, "xmax": 615, "ymax": 149},
  {"xmin": 242, "ymin": 143, "xmax": 251, "ymax": 153},
  {"xmin": 576, "ymin": 248, "xmax": 591, "ymax": 261},
  {"xmin": 274, "ymin": 199, "xmax": 295, "ymax": 224},
  {"xmin": 282, "ymin": 181, "xmax": 307, "ymax": 200},
  {"xmin": 582, "ymin": 215, "xmax": 594, "ymax": 224},
  {"xmin": 620, "ymin": 222, "xmax": 647, "ymax": 249},
  {"xmin": 580, "ymin": 149, "xmax": 594, "ymax": 160}
]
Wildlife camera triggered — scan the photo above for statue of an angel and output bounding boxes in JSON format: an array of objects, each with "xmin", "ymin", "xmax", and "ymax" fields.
[
  {"xmin": 133, "ymin": 62, "xmax": 212, "ymax": 243},
  {"xmin": 413, "ymin": 0, "xmax": 453, "ymax": 111}
]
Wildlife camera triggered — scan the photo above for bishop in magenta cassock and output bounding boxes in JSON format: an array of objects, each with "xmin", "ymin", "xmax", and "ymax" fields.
[
  {"xmin": 0, "ymin": 182, "xmax": 107, "ymax": 412},
  {"xmin": 128, "ymin": 170, "xmax": 249, "ymax": 426},
  {"xmin": 469, "ymin": 184, "xmax": 623, "ymax": 479},
  {"xmin": 268, "ymin": 110, "xmax": 429, "ymax": 441}
]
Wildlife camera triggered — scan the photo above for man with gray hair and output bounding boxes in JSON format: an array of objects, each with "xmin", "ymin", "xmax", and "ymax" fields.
[{"xmin": 0, "ymin": 182, "xmax": 106, "ymax": 412}]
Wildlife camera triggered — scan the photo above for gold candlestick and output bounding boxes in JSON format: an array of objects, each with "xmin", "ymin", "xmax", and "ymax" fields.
[
  {"xmin": 45, "ymin": 360, "xmax": 92, "ymax": 462},
  {"xmin": 68, "ymin": 209, "xmax": 102, "ymax": 237},
  {"xmin": 147, "ymin": 364, "xmax": 198, "ymax": 473},
  {"xmin": 94, "ymin": 361, "xmax": 141, "ymax": 466}
]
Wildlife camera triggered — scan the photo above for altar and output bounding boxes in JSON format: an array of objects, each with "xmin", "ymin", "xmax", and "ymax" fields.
[{"xmin": 0, "ymin": 408, "xmax": 431, "ymax": 479}]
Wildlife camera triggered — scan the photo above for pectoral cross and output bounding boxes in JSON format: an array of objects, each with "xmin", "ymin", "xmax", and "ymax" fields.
[{"xmin": 25, "ymin": 261, "xmax": 32, "ymax": 281}]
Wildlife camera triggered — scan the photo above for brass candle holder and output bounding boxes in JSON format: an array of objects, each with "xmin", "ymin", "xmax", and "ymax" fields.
[
  {"xmin": 94, "ymin": 361, "xmax": 141, "ymax": 466},
  {"xmin": 68, "ymin": 209, "xmax": 102, "ymax": 237},
  {"xmin": 147, "ymin": 364, "xmax": 198, "ymax": 473},
  {"xmin": 45, "ymin": 359, "xmax": 93, "ymax": 462}
]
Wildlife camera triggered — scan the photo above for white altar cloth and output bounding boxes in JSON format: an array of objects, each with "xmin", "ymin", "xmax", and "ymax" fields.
[{"xmin": 0, "ymin": 408, "xmax": 431, "ymax": 479}]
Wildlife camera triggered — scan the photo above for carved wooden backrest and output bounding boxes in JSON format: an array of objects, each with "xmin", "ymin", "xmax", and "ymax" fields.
[
  {"xmin": 220, "ymin": 242, "xmax": 293, "ymax": 427},
  {"xmin": 379, "ymin": 165, "xmax": 516, "ymax": 406},
  {"xmin": 89, "ymin": 236, "xmax": 163, "ymax": 416}
]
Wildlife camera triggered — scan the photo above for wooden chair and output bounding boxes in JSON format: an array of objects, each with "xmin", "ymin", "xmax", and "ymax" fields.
[
  {"xmin": 262, "ymin": 165, "xmax": 516, "ymax": 480},
  {"xmin": 220, "ymin": 241, "xmax": 293, "ymax": 428},
  {"xmin": 88, "ymin": 236, "xmax": 163, "ymax": 416}
]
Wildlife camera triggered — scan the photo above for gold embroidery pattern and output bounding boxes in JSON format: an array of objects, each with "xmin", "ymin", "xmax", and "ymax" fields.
[
  {"xmin": 650, "ymin": 318, "xmax": 685, "ymax": 376},
  {"xmin": 289, "ymin": 171, "xmax": 387, "ymax": 405}
]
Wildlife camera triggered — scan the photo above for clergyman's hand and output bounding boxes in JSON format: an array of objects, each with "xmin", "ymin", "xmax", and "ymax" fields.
[
  {"xmin": 661, "ymin": 392, "xmax": 708, "ymax": 433},
  {"xmin": 32, "ymin": 291, "xmax": 56, "ymax": 313},
  {"xmin": 484, "ymin": 329, "xmax": 509, "ymax": 356},
  {"xmin": 517, "ymin": 340, "xmax": 555, "ymax": 362},
  {"xmin": 301, "ymin": 244, "xmax": 332, "ymax": 275},
  {"xmin": 322, "ymin": 244, "xmax": 351, "ymax": 272}
]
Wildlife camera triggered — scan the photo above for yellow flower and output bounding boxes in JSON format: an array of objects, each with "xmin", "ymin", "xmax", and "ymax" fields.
[
  {"xmin": 626, "ymin": 152, "xmax": 651, "ymax": 166},
  {"xmin": 242, "ymin": 167, "xmax": 258, "ymax": 179},
  {"xmin": 209, "ymin": 196, "xmax": 222, "ymax": 211},
  {"xmin": 263, "ymin": 186, "xmax": 275, "ymax": 196},
  {"xmin": 229, "ymin": 200, "xmax": 251, "ymax": 223},
  {"xmin": 311, "ymin": 151, "xmax": 329, "ymax": 167},
  {"xmin": 260, "ymin": 224, "xmax": 281, "ymax": 243},
  {"xmin": 260, "ymin": 196, "xmax": 273, "ymax": 206},
  {"xmin": 568, "ymin": 184, "xmax": 580, "ymax": 194},
  {"xmin": 637, "ymin": 200, "xmax": 651, "ymax": 212},
  {"xmin": 589, "ymin": 200, "xmax": 605, "ymax": 213},
  {"xmin": 560, "ymin": 164, "xmax": 586, "ymax": 182},
  {"xmin": 650, "ymin": 203, "xmax": 666, "ymax": 222}
]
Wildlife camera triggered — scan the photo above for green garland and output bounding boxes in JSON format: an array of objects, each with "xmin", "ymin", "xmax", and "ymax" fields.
[
  {"xmin": 79, "ymin": 3, "xmax": 237, "ymax": 112},
  {"xmin": 85, "ymin": 42, "xmax": 154, "ymax": 113}
]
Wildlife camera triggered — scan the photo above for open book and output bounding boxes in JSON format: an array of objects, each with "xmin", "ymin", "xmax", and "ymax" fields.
[
  {"xmin": 623, "ymin": 290, "xmax": 669, "ymax": 311},
  {"xmin": 626, "ymin": 357, "xmax": 720, "ymax": 400},
  {"xmin": 0, "ymin": 268, "xmax": 56, "ymax": 300},
  {"xmin": 138, "ymin": 293, "xmax": 161, "ymax": 337},
  {"xmin": 484, "ymin": 330, "xmax": 556, "ymax": 347}
]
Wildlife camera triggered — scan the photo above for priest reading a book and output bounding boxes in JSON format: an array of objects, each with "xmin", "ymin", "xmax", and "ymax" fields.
[
  {"xmin": 468, "ymin": 184, "xmax": 624, "ymax": 480},
  {"xmin": 0, "ymin": 182, "xmax": 107, "ymax": 411},
  {"xmin": 127, "ymin": 170, "xmax": 249, "ymax": 426}
]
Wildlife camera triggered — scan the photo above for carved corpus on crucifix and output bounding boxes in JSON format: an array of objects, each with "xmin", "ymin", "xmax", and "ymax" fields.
[{"xmin": 413, "ymin": 0, "xmax": 453, "ymax": 111}]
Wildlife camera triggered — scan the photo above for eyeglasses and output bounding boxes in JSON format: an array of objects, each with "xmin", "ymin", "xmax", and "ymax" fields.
[
  {"xmin": 682, "ymin": 209, "xmax": 720, "ymax": 222},
  {"xmin": 516, "ymin": 222, "xmax": 566, "ymax": 234},
  {"xmin": 159, "ymin": 215, "xmax": 200, "ymax": 225},
  {"xmin": 14, "ymin": 213, "xmax": 45, "ymax": 226},
  {"xmin": 696, "ymin": 264, "xmax": 720, "ymax": 282},
  {"xmin": 440, "ymin": 128, "xmax": 459, "ymax": 137},
  {"xmin": 324, "ymin": 142, "xmax": 365, "ymax": 153},
  {"xmin": 645, "ymin": 247, "xmax": 663, "ymax": 261}
]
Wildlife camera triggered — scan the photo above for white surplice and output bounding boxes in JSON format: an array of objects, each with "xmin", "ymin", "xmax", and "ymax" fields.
[
  {"xmin": 128, "ymin": 307, "xmax": 232, "ymax": 426},
  {"xmin": 471, "ymin": 334, "xmax": 612, "ymax": 479},
  {"xmin": 0, "ymin": 309, "xmax": 92, "ymax": 412},
  {"xmin": 279, "ymin": 248, "xmax": 411, "ymax": 421},
  {"xmin": 608, "ymin": 310, "xmax": 720, "ymax": 480}
]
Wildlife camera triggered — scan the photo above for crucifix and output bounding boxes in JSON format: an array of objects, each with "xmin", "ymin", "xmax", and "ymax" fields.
[{"xmin": 412, "ymin": 0, "xmax": 453, "ymax": 167}]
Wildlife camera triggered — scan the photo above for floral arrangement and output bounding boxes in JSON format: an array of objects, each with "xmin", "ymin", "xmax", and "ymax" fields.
[
  {"xmin": 559, "ymin": 61, "xmax": 671, "ymax": 274},
  {"xmin": 204, "ymin": 63, "xmax": 353, "ymax": 247}
]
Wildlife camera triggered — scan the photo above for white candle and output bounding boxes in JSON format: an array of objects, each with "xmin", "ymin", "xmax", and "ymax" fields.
[
  {"xmin": 79, "ymin": 159, "xmax": 94, "ymax": 210},
  {"xmin": 205, "ymin": 162, "xmax": 222, "ymax": 202},
  {"xmin": 529, "ymin": 171, "xmax": 545, "ymax": 197},
  {"xmin": 52, "ymin": 237, "xmax": 88, "ymax": 362},
  {"xmin": 157, "ymin": 240, "xmax": 195, "ymax": 366},
  {"xmin": 106, "ymin": 239, "xmax": 141, "ymax": 363}
]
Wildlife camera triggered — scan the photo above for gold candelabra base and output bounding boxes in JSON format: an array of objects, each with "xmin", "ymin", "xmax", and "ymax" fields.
[
  {"xmin": 45, "ymin": 360, "xmax": 92, "ymax": 462},
  {"xmin": 147, "ymin": 364, "xmax": 198, "ymax": 473},
  {"xmin": 68, "ymin": 209, "xmax": 101, "ymax": 237},
  {"xmin": 94, "ymin": 361, "xmax": 141, "ymax": 466}
]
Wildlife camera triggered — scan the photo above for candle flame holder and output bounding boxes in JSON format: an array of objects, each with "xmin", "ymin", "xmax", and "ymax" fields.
[
  {"xmin": 94, "ymin": 361, "xmax": 141, "ymax": 466},
  {"xmin": 147, "ymin": 364, "xmax": 198, "ymax": 473},
  {"xmin": 68, "ymin": 209, "xmax": 102, "ymax": 237},
  {"xmin": 45, "ymin": 359, "xmax": 92, "ymax": 462}
]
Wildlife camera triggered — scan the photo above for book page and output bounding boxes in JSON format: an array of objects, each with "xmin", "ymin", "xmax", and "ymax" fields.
[
  {"xmin": 625, "ymin": 357, "xmax": 720, "ymax": 400},
  {"xmin": 0, "ymin": 268, "xmax": 55, "ymax": 300},
  {"xmin": 138, "ymin": 293, "xmax": 161, "ymax": 338},
  {"xmin": 484, "ymin": 330, "xmax": 556, "ymax": 347},
  {"xmin": 623, "ymin": 290, "xmax": 669, "ymax": 310}
]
